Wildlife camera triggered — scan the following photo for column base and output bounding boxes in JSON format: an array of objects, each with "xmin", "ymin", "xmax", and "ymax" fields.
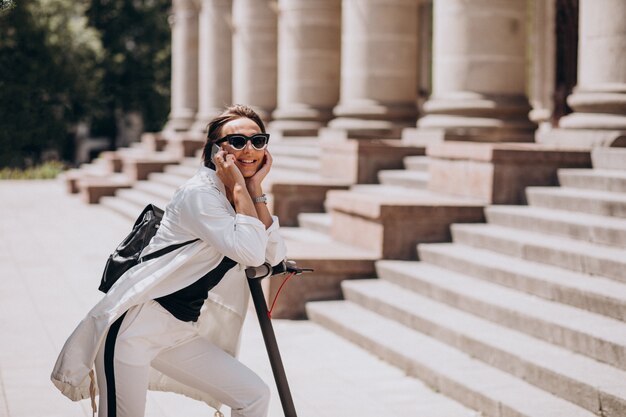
[
  {"xmin": 270, "ymin": 105, "xmax": 334, "ymax": 136},
  {"xmin": 190, "ymin": 108, "xmax": 225, "ymax": 136},
  {"xmin": 536, "ymin": 128, "xmax": 626, "ymax": 148},
  {"xmin": 559, "ymin": 112, "xmax": 626, "ymax": 130},
  {"xmin": 412, "ymin": 117, "xmax": 536, "ymax": 143},
  {"xmin": 401, "ymin": 128, "xmax": 446, "ymax": 146},
  {"xmin": 415, "ymin": 94, "xmax": 536, "ymax": 142},
  {"xmin": 326, "ymin": 101, "xmax": 417, "ymax": 139},
  {"xmin": 163, "ymin": 117, "xmax": 194, "ymax": 132},
  {"xmin": 163, "ymin": 112, "xmax": 196, "ymax": 134},
  {"xmin": 272, "ymin": 105, "xmax": 333, "ymax": 122},
  {"xmin": 268, "ymin": 120, "xmax": 323, "ymax": 137},
  {"xmin": 322, "ymin": 118, "xmax": 410, "ymax": 140}
]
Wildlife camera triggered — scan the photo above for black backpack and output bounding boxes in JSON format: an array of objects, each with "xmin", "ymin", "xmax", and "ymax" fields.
[{"xmin": 99, "ymin": 204, "xmax": 199, "ymax": 293}]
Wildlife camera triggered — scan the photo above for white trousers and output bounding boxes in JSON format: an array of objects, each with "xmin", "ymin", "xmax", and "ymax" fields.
[{"xmin": 94, "ymin": 300, "xmax": 270, "ymax": 417}]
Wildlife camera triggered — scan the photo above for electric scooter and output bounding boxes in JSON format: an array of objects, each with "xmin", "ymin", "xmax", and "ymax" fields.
[{"xmin": 245, "ymin": 260, "xmax": 314, "ymax": 417}]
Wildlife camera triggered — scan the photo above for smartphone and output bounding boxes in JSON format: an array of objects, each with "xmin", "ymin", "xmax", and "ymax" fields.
[{"xmin": 210, "ymin": 144, "xmax": 221, "ymax": 165}]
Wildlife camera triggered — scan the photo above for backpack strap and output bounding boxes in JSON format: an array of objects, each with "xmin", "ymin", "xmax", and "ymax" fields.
[{"xmin": 139, "ymin": 238, "xmax": 200, "ymax": 263}]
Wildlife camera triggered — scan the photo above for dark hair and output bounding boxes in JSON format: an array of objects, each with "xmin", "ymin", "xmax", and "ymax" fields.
[{"xmin": 201, "ymin": 104, "xmax": 266, "ymax": 169}]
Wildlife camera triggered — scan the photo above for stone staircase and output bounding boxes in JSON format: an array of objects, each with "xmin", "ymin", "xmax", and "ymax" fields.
[
  {"xmin": 271, "ymin": 141, "xmax": 591, "ymax": 319},
  {"xmin": 305, "ymin": 147, "xmax": 626, "ymax": 417},
  {"xmin": 100, "ymin": 155, "xmax": 200, "ymax": 218},
  {"xmin": 297, "ymin": 155, "xmax": 432, "ymax": 234},
  {"xmin": 269, "ymin": 151, "xmax": 489, "ymax": 318},
  {"xmin": 377, "ymin": 155, "xmax": 430, "ymax": 190}
]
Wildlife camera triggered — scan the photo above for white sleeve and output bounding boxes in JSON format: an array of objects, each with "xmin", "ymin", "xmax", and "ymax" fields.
[
  {"xmin": 179, "ymin": 187, "xmax": 268, "ymax": 267},
  {"xmin": 264, "ymin": 215, "xmax": 288, "ymax": 266}
]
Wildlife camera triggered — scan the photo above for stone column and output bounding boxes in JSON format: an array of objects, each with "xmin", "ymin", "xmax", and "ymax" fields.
[
  {"xmin": 231, "ymin": 0, "xmax": 278, "ymax": 121},
  {"xmin": 190, "ymin": 0, "xmax": 233, "ymax": 135},
  {"xmin": 163, "ymin": 0, "xmax": 199, "ymax": 133},
  {"xmin": 541, "ymin": 0, "xmax": 626, "ymax": 147},
  {"xmin": 325, "ymin": 0, "xmax": 418, "ymax": 139},
  {"xmin": 270, "ymin": 0, "xmax": 342, "ymax": 136},
  {"xmin": 417, "ymin": 0, "xmax": 434, "ymax": 116},
  {"xmin": 529, "ymin": 0, "xmax": 557, "ymax": 132},
  {"xmin": 409, "ymin": 0, "xmax": 535, "ymax": 143}
]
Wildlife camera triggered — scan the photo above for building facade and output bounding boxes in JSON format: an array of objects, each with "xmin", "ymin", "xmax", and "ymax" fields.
[{"xmin": 163, "ymin": 0, "xmax": 626, "ymax": 147}]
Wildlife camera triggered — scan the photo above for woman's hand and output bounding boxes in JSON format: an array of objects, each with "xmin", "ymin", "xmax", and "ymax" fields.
[
  {"xmin": 245, "ymin": 149, "xmax": 272, "ymax": 196},
  {"xmin": 214, "ymin": 149, "xmax": 245, "ymax": 191}
]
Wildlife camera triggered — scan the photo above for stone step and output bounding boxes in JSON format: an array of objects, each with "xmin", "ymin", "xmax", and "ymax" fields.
[
  {"xmin": 417, "ymin": 242, "xmax": 626, "ymax": 321},
  {"xmin": 450, "ymin": 223, "xmax": 626, "ymax": 283},
  {"xmin": 484, "ymin": 205, "xmax": 626, "ymax": 247},
  {"xmin": 325, "ymin": 187, "xmax": 485, "ymax": 259},
  {"xmin": 77, "ymin": 175, "xmax": 133, "ymax": 204},
  {"xmin": 79, "ymin": 160, "xmax": 111, "ymax": 175},
  {"xmin": 272, "ymin": 155, "xmax": 320, "ymax": 173},
  {"xmin": 148, "ymin": 171, "xmax": 188, "ymax": 189},
  {"xmin": 132, "ymin": 180, "xmax": 177, "ymax": 202},
  {"xmin": 115, "ymin": 187, "xmax": 170, "ymax": 211},
  {"xmin": 526, "ymin": 186, "xmax": 626, "ymax": 218},
  {"xmin": 140, "ymin": 131, "xmax": 168, "ymax": 152},
  {"xmin": 239, "ymin": 319, "xmax": 477, "ymax": 417},
  {"xmin": 281, "ymin": 227, "xmax": 380, "ymax": 260},
  {"xmin": 375, "ymin": 260, "xmax": 626, "ymax": 371},
  {"xmin": 182, "ymin": 155, "xmax": 204, "ymax": 167},
  {"xmin": 114, "ymin": 146, "xmax": 153, "ymax": 158},
  {"xmin": 100, "ymin": 195, "xmax": 144, "ymax": 220},
  {"xmin": 320, "ymin": 139, "xmax": 426, "ymax": 184},
  {"xmin": 164, "ymin": 162, "xmax": 199, "ymax": 179},
  {"xmin": 425, "ymin": 142, "xmax": 590, "ymax": 205},
  {"xmin": 63, "ymin": 163, "xmax": 113, "ymax": 193},
  {"xmin": 341, "ymin": 278, "xmax": 626, "ymax": 417},
  {"xmin": 270, "ymin": 141, "xmax": 321, "ymax": 159},
  {"xmin": 271, "ymin": 135, "xmax": 319, "ymax": 143},
  {"xmin": 347, "ymin": 183, "xmax": 484, "ymax": 203},
  {"xmin": 347, "ymin": 183, "xmax": 415, "ymax": 196},
  {"xmin": 377, "ymin": 169, "xmax": 429, "ymax": 189},
  {"xmin": 296, "ymin": 212, "xmax": 332, "ymax": 235},
  {"xmin": 162, "ymin": 135, "xmax": 205, "ymax": 158},
  {"xmin": 558, "ymin": 168, "xmax": 626, "ymax": 192},
  {"xmin": 129, "ymin": 141, "xmax": 149, "ymax": 151},
  {"xmin": 120, "ymin": 154, "xmax": 181, "ymax": 181},
  {"xmin": 306, "ymin": 301, "xmax": 597, "ymax": 417},
  {"xmin": 274, "ymin": 227, "xmax": 378, "ymax": 319},
  {"xmin": 268, "ymin": 177, "xmax": 351, "ymax": 227},
  {"xmin": 265, "ymin": 167, "xmax": 335, "ymax": 185},
  {"xmin": 592, "ymin": 147, "xmax": 626, "ymax": 171},
  {"xmin": 403, "ymin": 155, "xmax": 430, "ymax": 172}
]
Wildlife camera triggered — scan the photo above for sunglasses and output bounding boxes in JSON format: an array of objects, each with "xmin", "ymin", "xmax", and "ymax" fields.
[{"xmin": 216, "ymin": 133, "xmax": 270, "ymax": 151}]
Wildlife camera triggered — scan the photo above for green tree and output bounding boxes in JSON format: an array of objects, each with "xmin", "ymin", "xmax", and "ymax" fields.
[
  {"xmin": 87, "ymin": 0, "xmax": 171, "ymax": 141},
  {"xmin": 0, "ymin": 0, "xmax": 171, "ymax": 168},
  {"xmin": 0, "ymin": 0, "xmax": 103, "ymax": 167}
]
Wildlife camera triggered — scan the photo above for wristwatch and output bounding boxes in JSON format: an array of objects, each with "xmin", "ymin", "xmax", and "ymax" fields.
[{"xmin": 252, "ymin": 194, "xmax": 267, "ymax": 204}]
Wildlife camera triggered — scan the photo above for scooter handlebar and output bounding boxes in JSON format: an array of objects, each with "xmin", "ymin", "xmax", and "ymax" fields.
[{"xmin": 245, "ymin": 260, "xmax": 314, "ymax": 280}]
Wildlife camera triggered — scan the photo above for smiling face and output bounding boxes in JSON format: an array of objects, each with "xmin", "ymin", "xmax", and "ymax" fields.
[{"xmin": 218, "ymin": 117, "xmax": 265, "ymax": 178}]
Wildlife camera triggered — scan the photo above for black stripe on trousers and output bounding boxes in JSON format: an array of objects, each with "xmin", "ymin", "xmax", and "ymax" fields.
[{"xmin": 103, "ymin": 312, "xmax": 127, "ymax": 417}]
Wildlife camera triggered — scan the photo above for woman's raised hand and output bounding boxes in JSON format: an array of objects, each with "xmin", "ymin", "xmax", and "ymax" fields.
[
  {"xmin": 245, "ymin": 149, "xmax": 272, "ymax": 195},
  {"xmin": 214, "ymin": 149, "xmax": 245, "ymax": 190}
]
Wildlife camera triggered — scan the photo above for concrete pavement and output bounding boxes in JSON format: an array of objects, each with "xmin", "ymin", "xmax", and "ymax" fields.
[{"xmin": 0, "ymin": 180, "xmax": 474, "ymax": 417}]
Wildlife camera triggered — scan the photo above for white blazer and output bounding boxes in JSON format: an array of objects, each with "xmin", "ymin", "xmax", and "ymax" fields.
[{"xmin": 51, "ymin": 166, "xmax": 287, "ymax": 410}]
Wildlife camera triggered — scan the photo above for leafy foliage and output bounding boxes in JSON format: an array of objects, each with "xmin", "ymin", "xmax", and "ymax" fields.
[
  {"xmin": 0, "ymin": 0, "xmax": 15, "ymax": 14},
  {"xmin": 0, "ymin": 161, "xmax": 65, "ymax": 179},
  {"xmin": 86, "ymin": 0, "xmax": 172, "ymax": 137},
  {"xmin": 0, "ymin": 0, "xmax": 171, "ymax": 168}
]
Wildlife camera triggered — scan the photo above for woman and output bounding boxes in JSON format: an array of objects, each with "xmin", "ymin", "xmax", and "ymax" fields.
[{"xmin": 51, "ymin": 105, "xmax": 287, "ymax": 417}]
